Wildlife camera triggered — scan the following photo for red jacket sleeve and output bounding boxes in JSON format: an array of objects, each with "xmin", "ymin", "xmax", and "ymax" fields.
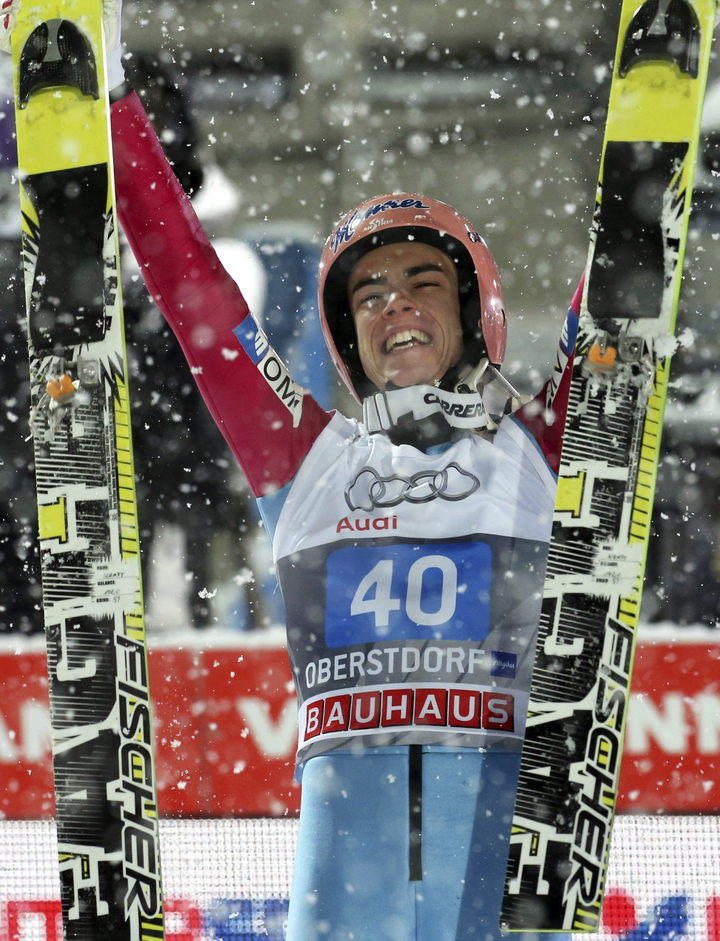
[
  {"xmin": 512, "ymin": 277, "xmax": 583, "ymax": 475},
  {"xmin": 110, "ymin": 91, "xmax": 332, "ymax": 497}
]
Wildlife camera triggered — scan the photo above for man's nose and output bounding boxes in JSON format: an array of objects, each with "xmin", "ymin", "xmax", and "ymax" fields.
[{"xmin": 382, "ymin": 289, "xmax": 414, "ymax": 317}]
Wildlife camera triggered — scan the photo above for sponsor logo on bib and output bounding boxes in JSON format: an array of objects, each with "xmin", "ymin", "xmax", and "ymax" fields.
[
  {"xmin": 335, "ymin": 515, "xmax": 399, "ymax": 533},
  {"xmin": 345, "ymin": 463, "xmax": 480, "ymax": 512},
  {"xmin": 301, "ymin": 684, "xmax": 515, "ymax": 744}
]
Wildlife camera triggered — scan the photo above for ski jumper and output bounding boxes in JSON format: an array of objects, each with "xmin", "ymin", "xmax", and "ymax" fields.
[{"xmin": 111, "ymin": 90, "xmax": 578, "ymax": 940}]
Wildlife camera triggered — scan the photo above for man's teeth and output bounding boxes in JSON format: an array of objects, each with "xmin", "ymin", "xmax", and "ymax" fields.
[{"xmin": 385, "ymin": 330, "xmax": 431, "ymax": 353}]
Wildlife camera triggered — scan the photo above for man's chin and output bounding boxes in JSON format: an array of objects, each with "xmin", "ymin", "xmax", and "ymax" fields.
[
  {"xmin": 366, "ymin": 352, "xmax": 451, "ymax": 392},
  {"xmin": 377, "ymin": 367, "xmax": 444, "ymax": 390}
]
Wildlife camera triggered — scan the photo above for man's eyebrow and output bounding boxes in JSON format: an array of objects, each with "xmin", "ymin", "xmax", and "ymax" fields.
[
  {"xmin": 350, "ymin": 274, "xmax": 385, "ymax": 297},
  {"xmin": 350, "ymin": 263, "xmax": 447, "ymax": 297},
  {"xmin": 404, "ymin": 263, "xmax": 446, "ymax": 278}
]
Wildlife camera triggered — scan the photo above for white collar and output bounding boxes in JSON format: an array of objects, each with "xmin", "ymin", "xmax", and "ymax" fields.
[{"xmin": 362, "ymin": 384, "xmax": 491, "ymax": 434}]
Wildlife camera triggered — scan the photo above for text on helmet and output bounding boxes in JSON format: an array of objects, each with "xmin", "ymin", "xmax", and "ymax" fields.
[{"xmin": 330, "ymin": 198, "xmax": 431, "ymax": 253}]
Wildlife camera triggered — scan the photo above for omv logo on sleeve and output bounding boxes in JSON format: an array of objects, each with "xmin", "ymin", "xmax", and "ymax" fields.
[
  {"xmin": 325, "ymin": 542, "xmax": 492, "ymax": 647},
  {"xmin": 233, "ymin": 319, "xmax": 304, "ymax": 426}
]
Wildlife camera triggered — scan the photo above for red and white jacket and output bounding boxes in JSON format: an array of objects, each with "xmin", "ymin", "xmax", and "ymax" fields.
[{"xmin": 111, "ymin": 92, "xmax": 580, "ymax": 763}]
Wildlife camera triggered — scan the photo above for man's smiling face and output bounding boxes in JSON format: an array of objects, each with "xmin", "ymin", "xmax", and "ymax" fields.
[{"xmin": 348, "ymin": 241, "xmax": 464, "ymax": 391}]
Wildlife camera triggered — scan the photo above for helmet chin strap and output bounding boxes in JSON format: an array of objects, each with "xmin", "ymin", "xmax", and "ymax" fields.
[
  {"xmin": 362, "ymin": 384, "xmax": 490, "ymax": 436},
  {"xmin": 455, "ymin": 360, "xmax": 522, "ymax": 415},
  {"xmin": 362, "ymin": 360, "xmax": 521, "ymax": 441}
]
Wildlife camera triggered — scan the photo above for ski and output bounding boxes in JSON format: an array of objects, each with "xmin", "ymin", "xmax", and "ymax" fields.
[
  {"xmin": 11, "ymin": 1, "xmax": 165, "ymax": 938},
  {"xmin": 501, "ymin": 0, "xmax": 716, "ymax": 932}
]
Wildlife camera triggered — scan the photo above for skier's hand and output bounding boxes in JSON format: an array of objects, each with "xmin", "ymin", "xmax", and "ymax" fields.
[{"xmin": 0, "ymin": 0, "xmax": 124, "ymax": 92}]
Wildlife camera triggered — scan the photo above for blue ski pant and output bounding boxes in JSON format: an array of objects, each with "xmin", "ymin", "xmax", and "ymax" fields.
[{"xmin": 287, "ymin": 745, "xmax": 571, "ymax": 941}]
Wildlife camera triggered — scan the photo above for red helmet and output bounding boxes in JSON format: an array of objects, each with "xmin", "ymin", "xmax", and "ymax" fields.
[{"xmin": 318, "ymin": 192, "xmax": 506, "ymax": 401}]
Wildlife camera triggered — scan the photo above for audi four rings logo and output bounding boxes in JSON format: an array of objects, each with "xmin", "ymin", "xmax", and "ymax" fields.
[{"xmin": 345, "ymin": 463, "xmax": 481, "ymax": 511}]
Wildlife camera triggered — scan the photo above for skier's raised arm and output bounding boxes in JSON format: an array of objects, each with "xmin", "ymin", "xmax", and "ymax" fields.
[{"xmin": 109, "ymin": 89, "xmax": 333, "ymax": 496}]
